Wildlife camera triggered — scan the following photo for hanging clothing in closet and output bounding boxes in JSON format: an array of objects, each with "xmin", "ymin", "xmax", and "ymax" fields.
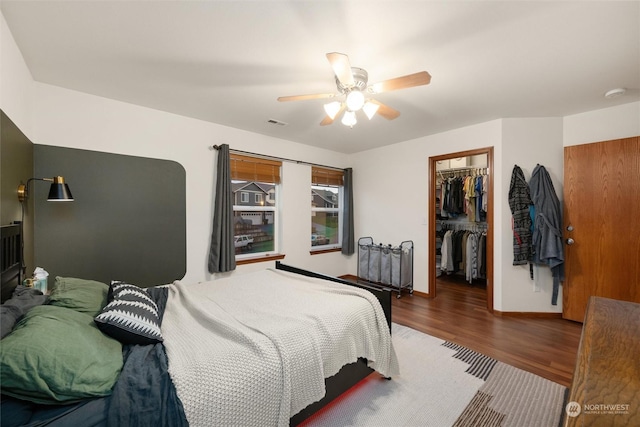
[
  {"xmin": 440, "ymin": 228, "xmax": 487, "ymax": 283},
  {"xmin": 465, "ymin": 232, "xmax": 479, "ymax": 283},
  {"xmin": 440, "ymin": 177, "xmax": 464, "ymax": 217},
  {"xmin": 439, "ymin": 173, "xmax": 488, "ymax": 222},
  {"xmin": 463, "ymin": 176, "xmax": 476, "ymax": 222},
  {"xmin": 478, "ymin": 233, "xmax": 487, "ymax": 277}
]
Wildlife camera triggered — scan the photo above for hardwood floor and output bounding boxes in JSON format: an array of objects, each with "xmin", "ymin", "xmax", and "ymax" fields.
[{"xmin": 390, "ymin": 276, "xmax": 583, "ymax": 388}]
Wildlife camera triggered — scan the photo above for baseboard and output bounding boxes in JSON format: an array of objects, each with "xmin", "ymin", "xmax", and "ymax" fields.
[
  {"xmin": 410, "ymin": 289, "xmax": 430, "ymax": 298},
  {"xmin": 493, "ymin": 310, "xmax": 563, "ymax": 319},
  {"xmin": 339, "ymin": 275, "xmax": 563, "ymax": 314},
  {"xmin": 338, "ymin": 275, "xmax": 431, "ymax": 299}
]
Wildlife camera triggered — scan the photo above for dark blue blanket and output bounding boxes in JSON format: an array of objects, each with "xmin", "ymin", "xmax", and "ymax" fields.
[{"xmin": 1, "ymin": 287, "xmax": 188, "ymax": 427}]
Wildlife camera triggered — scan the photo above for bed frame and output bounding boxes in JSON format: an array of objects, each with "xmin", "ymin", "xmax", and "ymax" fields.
[
  {"xmin": 276, "ymin": 261, "xmax": 393, "ymax": 426},
  {"xmin": 0, "ymin": 245, "xmax": 392, "ymax": 426},
  {"xmin": 1, "ymin": 224, "xmax": 23, "ymax": 304}
]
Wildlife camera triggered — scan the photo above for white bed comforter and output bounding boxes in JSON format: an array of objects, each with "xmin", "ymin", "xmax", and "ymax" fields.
[{"xmin": 161, "ymin": 268, "xmax": 399, "ymax": 427}]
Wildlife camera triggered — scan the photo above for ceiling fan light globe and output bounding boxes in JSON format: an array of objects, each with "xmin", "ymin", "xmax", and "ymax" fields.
[
  {"xmin": 341, "ymin": 111, "xmax": 357, "ymax": 127},
  {"xmin": 323, "ymin": 101, "xmax": 342, "ymax": 120},
  {"xmin": 363, "ymin": 101, "xmax": 380, "ymax": 120},
  {"xmin": 345, "ymin": 90, "xmax": 365, "ymax": 111}
]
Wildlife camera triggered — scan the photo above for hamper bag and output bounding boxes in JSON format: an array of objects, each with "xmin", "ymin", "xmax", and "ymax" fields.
[
  {"xmin": 368, "ymin": 244, "xmax": 382, "ymax": 283},
  {"xmin": 358, "ymin": 237, "xmax": 374, "ymax": 281},
  {"xmin": 390, "ymin": 247, "xmax": 402, "ymax": 287},
  {"xmin": 391, "ymin": 241, "xmax": 414, "ymax": 287},
  {"xmin": 380, "ymin": 245, "xmax": 393, "ymax": 285}
]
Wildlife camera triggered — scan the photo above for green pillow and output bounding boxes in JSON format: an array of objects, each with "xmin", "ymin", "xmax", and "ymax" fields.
[
  {"xmin": 48, "ymin": 277, "xmax": 109, "ymax": 317},
  {"xmin": 0, "ymin": 305, "xmax": 123, "ymax": 404}
]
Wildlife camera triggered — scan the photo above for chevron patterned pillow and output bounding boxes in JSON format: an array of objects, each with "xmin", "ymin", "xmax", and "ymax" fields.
[{"xmin": 94, "ymin": 281, "xmax": 163, "ymax": 345}]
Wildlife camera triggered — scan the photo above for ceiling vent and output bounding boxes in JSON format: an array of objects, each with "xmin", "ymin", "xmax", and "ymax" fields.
[{"xmin": 267, "ymin": 119, "xmax": 287, "ymax": 126}]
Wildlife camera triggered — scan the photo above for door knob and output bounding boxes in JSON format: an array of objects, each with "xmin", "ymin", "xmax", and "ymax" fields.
[{"xmin": 566, "ymin": 238, "xmax": 575, "ymax": 245}]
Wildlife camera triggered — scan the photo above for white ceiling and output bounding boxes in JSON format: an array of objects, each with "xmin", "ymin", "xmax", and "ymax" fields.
[{"xmin": 2, "ymin": 1, "xmax": 639, "ymax": 154}]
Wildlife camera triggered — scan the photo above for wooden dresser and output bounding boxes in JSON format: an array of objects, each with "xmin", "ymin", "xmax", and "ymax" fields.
[{"xmin": 564, "ymin": 296, "xmax": 640, "ymax": 426}]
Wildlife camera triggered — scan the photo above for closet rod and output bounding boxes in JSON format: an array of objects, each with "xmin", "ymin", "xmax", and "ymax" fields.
[
  {"xmin": 440, "ymin": 166, "xmax": 488, "ymax": 173},
  {"xmin": 438, "ymin": 166, "xmax": 488, "ymax": 179},
  {"xmin": 209, "ymin": 145, "xmax": 344, "ymax": 171},
  {"xmin": 437, "ymin": 220, "xmax": 487, "ymax": 230},
  {"xmin": 438, "ymin": 219, "xmax": 487, "ymax": 224}
]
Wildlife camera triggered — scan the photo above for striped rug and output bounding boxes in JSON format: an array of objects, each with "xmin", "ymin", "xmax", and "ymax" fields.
[{"xmin": 305, "ymin": 323, "xmax": 566, "ymax": 427}]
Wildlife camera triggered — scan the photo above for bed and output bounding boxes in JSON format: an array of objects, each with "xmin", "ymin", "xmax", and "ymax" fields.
[
  {"xmin": 1, "ymin": 224, "xmax": 23, "ymax": 304},
  {"xmin": 1, "ymin": 226, "xmax": 397, "ymax": 427}
]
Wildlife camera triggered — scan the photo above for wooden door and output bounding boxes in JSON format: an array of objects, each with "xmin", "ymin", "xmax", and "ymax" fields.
[{"xmin": 563, "ymin": 137, "xmax": 640, "ymax": 322}]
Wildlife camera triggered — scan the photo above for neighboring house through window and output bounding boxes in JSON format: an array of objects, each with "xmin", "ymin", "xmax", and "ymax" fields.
[
  {"xmin": 230, "ymin": 153, "xmax": 281, "ymax": 258},
  {"xmin": 311, "ymin": 166, "xmax": 343, "ymax": 249}
]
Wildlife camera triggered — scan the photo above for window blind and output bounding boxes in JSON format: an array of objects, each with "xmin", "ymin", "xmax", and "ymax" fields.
[
  {"xmin": 312, "ymin": 166, "xmax": 344, "ymax": 186},
  {"xmin": 230, "ymin": 153, "xmax": 281, "ymax": 184}
]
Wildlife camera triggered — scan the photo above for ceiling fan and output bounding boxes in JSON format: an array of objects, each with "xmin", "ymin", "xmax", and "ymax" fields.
[{"xmin": 277, "ymin": 52, "xmax": 431, "ymax": 127}]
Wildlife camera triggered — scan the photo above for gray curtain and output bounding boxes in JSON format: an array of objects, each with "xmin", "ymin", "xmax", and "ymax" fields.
[
  {"xmin": 208, "ymin": 144, "xmax": 236, "ymax": 273},
  {"xmin": 341, "ymin": 167, "xmax": 355, "ymax": 255}
]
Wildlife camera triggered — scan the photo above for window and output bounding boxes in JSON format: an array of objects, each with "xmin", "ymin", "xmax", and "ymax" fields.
[
  {"xmin": 231, "ymin": 154, "xmax": 281, "ymax": 258},
  {"xmin": 311, "ymin": 167, "xmax": 343, "ymax": 249}
]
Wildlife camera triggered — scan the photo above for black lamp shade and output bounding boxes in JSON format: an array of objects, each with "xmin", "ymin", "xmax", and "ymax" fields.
[{"xmin": 47, "ymin": 178, "xmax": 74, "ymax": 201}]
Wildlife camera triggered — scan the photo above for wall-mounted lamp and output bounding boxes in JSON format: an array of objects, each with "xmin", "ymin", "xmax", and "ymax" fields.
[{"xmin": 17, "ymin": 176, "xmax": 74, "ymax": 203}]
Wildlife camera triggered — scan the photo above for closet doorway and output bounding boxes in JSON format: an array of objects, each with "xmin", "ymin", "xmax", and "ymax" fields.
[{"xmin": 428, "ymin": 147, "xmax": 494, "ymax": 313}]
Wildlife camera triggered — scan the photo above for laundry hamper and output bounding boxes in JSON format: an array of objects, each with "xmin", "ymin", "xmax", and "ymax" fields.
[
  {"xmin": 358, "ymin": 237, "xmax": 414, "ymax": 298},
  {"xmin": 357, "ymin": 237, "xmax": 374, "ymax": 281}
]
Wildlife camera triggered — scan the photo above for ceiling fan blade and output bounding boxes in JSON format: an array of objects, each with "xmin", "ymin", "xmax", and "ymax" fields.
[
  {"xmin": 369, "ymin": 99, "xmax": 400, "ymax": 120},
  {"xmin": 320, "ymin": 104, "xmax": 346, "ymax": 126},
  {"xmin": 278, "ymin": 93, "xmax": 337, "ymax": 102},
  {"xmin": 326, "ymin": 52, "xmax": 355, "ymax": 88},
  {"xmin": 367, "ymin": 71, "xmax": 431, "ymax": 94},
  {"xmin": 320, "ymin": 115, "xmax": 335, "ymax": 126}
]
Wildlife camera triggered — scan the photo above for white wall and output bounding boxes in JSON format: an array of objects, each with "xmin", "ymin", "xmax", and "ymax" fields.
[
  {"xmin": 501, "ymin": 118, "xmax": 564, "ymax": 313},
  {"xmin": 0, "ymin": 12, "xmax": 34, "ymax": 137},
  {"xmin": 351, "ymin": 116, "xmax": 565, "ymax": 313},
  {"xmin": 3, "ymin": 9, "xmax": 638, "ymax": 310},
  {"xmin": 350, "ymin": 120, "xmax": 502, "ymax": 299},
  {"xmin": 30, "ymin": 83, "xmax": 353, "ymax": 284},
  {"xmin": 2, "ymin": 8, "xmax": 354, "ymax": 286},
  {"xmin": 351, "ymin": 106, "xmax": 639, "ymax": 313},
  {"xmin": 563, "ymin": 102, "xmax": 640, "ymax": 147}
]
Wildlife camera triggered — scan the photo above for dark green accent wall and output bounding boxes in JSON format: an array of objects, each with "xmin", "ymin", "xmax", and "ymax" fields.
[
  {"xmin": 34, "ymin": 145, "xmax": 187, "ymax": 287},
  {"xmin": 1, "ymin": 111, "xmax": 34, "ymax": 271}
]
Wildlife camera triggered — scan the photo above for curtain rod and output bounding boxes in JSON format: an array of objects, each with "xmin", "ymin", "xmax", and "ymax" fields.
[{"xmin": 209, "ymin": 145, "xmax": 344, "ymax": 171}]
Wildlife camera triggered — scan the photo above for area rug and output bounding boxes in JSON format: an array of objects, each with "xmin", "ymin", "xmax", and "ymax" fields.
[{"xmin": 305, "ymin": 323, "xmax": 567, "ymax": 427}]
